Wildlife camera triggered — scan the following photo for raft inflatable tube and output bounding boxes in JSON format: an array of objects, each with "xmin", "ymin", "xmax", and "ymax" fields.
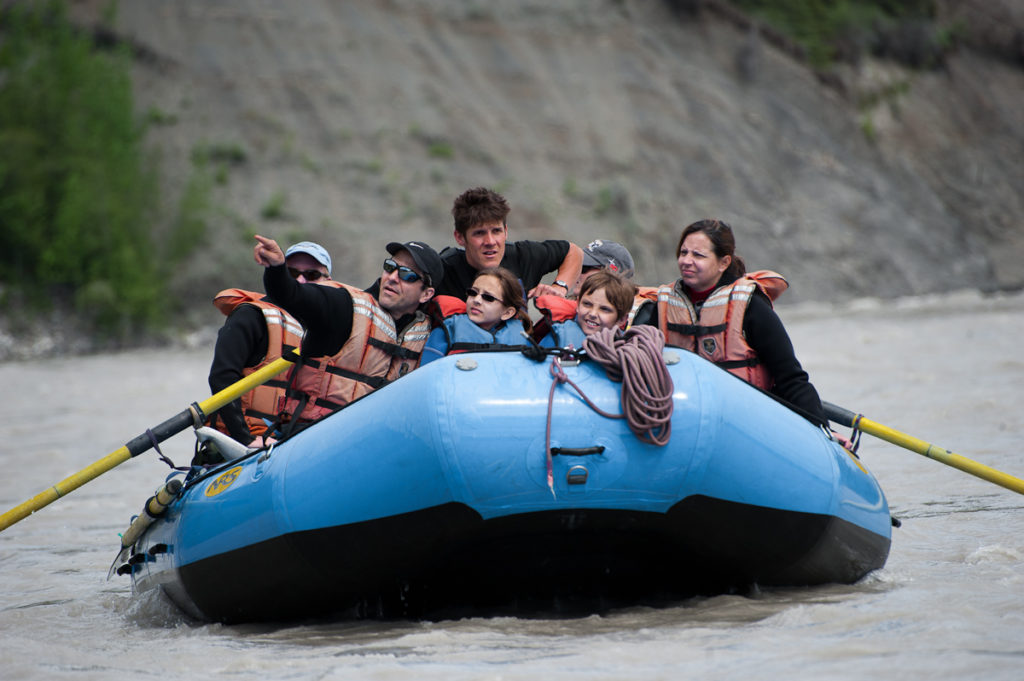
[{"xmin": 113, "ymin": 349, "xmax": 891, "ymax": 622}]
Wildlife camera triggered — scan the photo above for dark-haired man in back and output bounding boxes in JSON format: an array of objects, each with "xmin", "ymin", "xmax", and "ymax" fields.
[{"xmin": 436, "ymin": 187, "xmax": 583, "ymax": 301}]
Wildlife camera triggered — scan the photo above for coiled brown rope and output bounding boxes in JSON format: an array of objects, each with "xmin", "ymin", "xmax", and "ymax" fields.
[
  {"xmin": 541, "ymin": 326, "xmax": 674, "ymax": 497},
  {"xmin": 583, "ymin": 325, "xmax": 674, "ymax": 446}
]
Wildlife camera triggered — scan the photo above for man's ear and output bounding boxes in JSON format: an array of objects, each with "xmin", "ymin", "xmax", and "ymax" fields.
[
  {"xmin": 418, "ymin": 287, "xmax": 436, "ymax": 305},
  {"xmin": 453, "ymin": 229, "xmax": 467, "ymax": 248}
]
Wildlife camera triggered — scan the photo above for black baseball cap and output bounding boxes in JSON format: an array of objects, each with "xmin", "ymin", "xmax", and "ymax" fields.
[{"xmin": 386, "ymin": 241, "xmax": 444, "ymax": 287}]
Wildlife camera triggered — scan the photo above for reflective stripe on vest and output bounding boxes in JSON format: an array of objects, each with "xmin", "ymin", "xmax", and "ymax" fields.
[
  {"xmin": 209, "ymin": 289, "xmax": 304, "ymax": 438},
  {"xmin": 283, "ymin": 284, "xmax": 403, "ymax": 422},
  {"xmin": 655, "ymin": 272, "xmax": 787, "ymax": 390}
]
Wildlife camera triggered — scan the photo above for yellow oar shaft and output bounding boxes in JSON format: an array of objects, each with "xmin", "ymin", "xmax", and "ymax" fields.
[
  {"xmin": 0, "ymin": 446, "xmax": 133, "ymax": 531},
  {"xmin": 0, "ymin": 354, "xmax": 296, "ymax": 532},
  {"xmin": 196, "ymin": 355, "xmax": 295, "ymax": 416},
  {"xmin": 855, "ymin": 415, "xmax": 1024, "ymax": 496}
]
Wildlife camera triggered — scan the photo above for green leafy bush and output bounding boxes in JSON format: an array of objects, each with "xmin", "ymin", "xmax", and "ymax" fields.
[
  {"xmin": 731, "ymin": 0, "xmax": 944, "ymax": 68},
  {"xmin": 0, "ymin": 1, "xmax": 170, "ymax": 336}
]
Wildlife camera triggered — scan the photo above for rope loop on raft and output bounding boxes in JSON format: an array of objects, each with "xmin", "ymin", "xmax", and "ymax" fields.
[{"xmin": 583, "ymin": 325, "xmax": 674, "ymax": 447}]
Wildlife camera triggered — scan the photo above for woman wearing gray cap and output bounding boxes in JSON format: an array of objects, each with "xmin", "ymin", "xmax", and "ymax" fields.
[{"xmin": 206, "ymin": 241, "xmax": 333, "ymax": 447}]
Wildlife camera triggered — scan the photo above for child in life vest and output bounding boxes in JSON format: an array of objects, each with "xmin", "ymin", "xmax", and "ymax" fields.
[
  {"xmin": 538, "ymin": 269, "xmax": 637, "ymax": 348},
  {"xmin": 421, "ymin": 267, "xmax": 533, "ymax": 364}
]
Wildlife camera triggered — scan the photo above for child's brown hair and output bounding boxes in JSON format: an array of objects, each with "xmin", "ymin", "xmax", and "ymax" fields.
[{"xmin": 578, "ymin": 269, "xmax": 637, "ymax": 321}]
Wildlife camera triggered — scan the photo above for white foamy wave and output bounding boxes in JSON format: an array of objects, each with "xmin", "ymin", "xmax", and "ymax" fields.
[{"xmin": 966, "ymin": 544, "xmax": 1024, "ymax": 565}]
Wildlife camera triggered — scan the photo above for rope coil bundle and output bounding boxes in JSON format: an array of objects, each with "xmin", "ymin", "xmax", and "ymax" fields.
[
  {"xmin": 542, "ymin": 325, "xmax": 674, "ymax": 497},
  {"xmin": 583, "ymin": 325, "xmax": 674, "ymax": 446}
]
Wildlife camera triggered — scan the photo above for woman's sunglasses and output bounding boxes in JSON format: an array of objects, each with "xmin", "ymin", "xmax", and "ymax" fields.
[
  {"xmin": 466, "ymin": 287, "xmax": 502, "ymax": 304},
  {"xmin": 382, "ymin": 259, "xmax": 424, "ymax": 283},
  {"xmin": 288, "ymin": 267, "xmax": 327, "ymax": 281}
]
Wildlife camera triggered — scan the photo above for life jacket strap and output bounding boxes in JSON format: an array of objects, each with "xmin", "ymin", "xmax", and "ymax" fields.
[
  {"xmin": 666, "ymin": 322, "xmax": 728, "ymax": 336},
  {"xmin": 242, "ymin": 407, "xmax": 278, "ymax": 422},
  {"xmin": 715, "ymin": 357, "xmax": 760, "ymax": 370},
  {"xmin": 322, "ymin": 364, "xmax": 387, "ymax": 389},
  {"xmin": 368, "ymin": 336, "xmax": 421, "ymax": 360},
  {"xmin": 312, "ymin": 396, "xmax": 348, "ymax": 412}
]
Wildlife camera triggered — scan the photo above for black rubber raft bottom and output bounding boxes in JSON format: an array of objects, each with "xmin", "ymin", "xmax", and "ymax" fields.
[{"xmin": 166, "ymin": 495, "xmax": 890, "ymax": 623}]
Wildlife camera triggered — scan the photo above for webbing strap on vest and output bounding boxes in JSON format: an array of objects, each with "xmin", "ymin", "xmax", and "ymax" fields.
[
  {"xmin": 368, "ymin": 336, "xmax": 421, "ymax": 360},
  {"xmin": 666, "ymin": 322, "xmax": 728, "ymax": 337},
  {"xmin": 266, "ymin": 358, "xmax": 306, "ymax": 440},
  {"xmin": 312, "ymin": 396, "xmax": 347, "ymax": 412},
  {"xmin": 323, "ymin": 364, "xmax": 387, "ymax": 389},
  {"xmin": 716, "ymin": 357, "xmax": 760, "ymax": 370},
  {"xmin": 244, "ymin": 407, "xmax": 278, "ymax": 422},
  {"xmin": 279, "ymin": 392, "xmax": 309, "ymax": 439}
]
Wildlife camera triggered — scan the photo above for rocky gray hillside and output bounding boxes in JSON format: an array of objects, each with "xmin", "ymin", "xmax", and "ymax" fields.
[{"xmin": 73, "ymin": 0, "xmax": 1024, "ymax": 314}]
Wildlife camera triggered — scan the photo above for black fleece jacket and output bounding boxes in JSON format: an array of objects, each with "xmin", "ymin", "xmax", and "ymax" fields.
[{"xmin": 631, "ymin": 273, "xmax": 827, "ymax": 426}]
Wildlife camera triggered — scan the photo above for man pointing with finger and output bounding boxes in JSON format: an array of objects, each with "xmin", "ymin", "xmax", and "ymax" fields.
[{"xmin": 253, "ymin": 234, "xmax": 443, "ymax": 428}]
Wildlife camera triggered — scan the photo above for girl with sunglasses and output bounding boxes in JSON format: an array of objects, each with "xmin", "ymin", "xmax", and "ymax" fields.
[{"xmin": 421, "ymin": 267, "xmax": 533, "ymax": 364}]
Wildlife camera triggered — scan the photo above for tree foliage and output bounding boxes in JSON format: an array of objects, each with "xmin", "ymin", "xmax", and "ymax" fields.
[{"xmin": 0, "ymin": 0, "xmax": 166, "ymax": 335}]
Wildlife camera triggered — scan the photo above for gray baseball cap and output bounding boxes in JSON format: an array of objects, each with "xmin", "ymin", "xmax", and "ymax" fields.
[{"xmin": 581, "ymin": 239, "xmax": 635, "ymax": 279}]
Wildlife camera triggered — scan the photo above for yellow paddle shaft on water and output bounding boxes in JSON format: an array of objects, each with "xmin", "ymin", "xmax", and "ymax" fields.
[
  {"xmin": 0, "ymin": 353, "xmax": 296, "ymax": 532},
  {"xmin": 823, "ymin": 401, "xmax": 1024, "ymax": 496}
]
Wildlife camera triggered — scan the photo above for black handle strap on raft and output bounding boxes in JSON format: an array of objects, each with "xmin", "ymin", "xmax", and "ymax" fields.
[
  {"xmin": 550, "ymin": 446, "xmax": 606, "ymax": 457},
  {"xmin": 145, "ymin": 428, "xmax": 191, "ymax": 472}
]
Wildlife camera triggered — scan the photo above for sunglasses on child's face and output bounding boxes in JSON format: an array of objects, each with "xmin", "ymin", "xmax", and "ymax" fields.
[
  {"xmin": 382, "ymin": 259, "xmax": 423, "ymax": 283},
  {"xmin": 466, "ymin": 287, "xmax": 501, "ymax": 304},
  {"xmin": 288, "ymin": 267, "xmax": 326, "ymax": 281}
]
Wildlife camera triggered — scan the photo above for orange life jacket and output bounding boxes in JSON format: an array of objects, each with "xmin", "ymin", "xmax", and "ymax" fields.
[
  {"xmin": 281, "ymin": 283, "xmax": 431, "ymax": 422},
  {"xmin": 655, "ymin": 271, "xmax": 788, "ymax": 389},
  {"xmin": 626, "ymin": 286, "xmax": 658, "ymax": 328},
  {"xmin": 433, "ymin": 295, "xmax": 468, "ymax": 319},
  {"xmin": 532, "ymin": 295, "xmax": 586, "ymax": 348},
  {"xmin": 209, "ymin": 288, "xmax": 304, "ymax": 438},
  {"xmin": 534, "ymin": 294, "xmax": 577, "ymax": 323}
]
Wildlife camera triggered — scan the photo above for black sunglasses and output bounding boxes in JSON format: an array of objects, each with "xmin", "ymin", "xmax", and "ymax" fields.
[
  {"xmin": 465, "ymin": 287, "xmax": 502, "ymax": 304},
  {"xmin": 382, "ymin": 258, "xmax": 424, "ymax": 284},
  {"xmin": 288, "ymin": 267, "xmax": 327, "ymax": 281}
]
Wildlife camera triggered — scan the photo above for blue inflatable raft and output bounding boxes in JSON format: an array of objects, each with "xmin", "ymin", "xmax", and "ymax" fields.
[{"xmin": 112, "ymin": 349, "xmax": 891, "ymax": 622}]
